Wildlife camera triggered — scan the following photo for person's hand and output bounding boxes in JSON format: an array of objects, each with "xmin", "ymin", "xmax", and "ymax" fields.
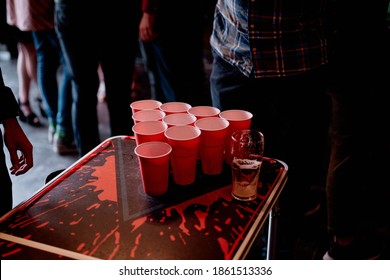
[
  {"xmin": 3, "ymin": 118, "xmax": 33, "ymax": 175},
  {"xmin": 139, "ymin": 12, "xmax": 157, "ymax": 42}
]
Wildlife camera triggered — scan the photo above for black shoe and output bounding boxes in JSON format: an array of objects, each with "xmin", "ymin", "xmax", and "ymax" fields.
[{"xmin": 18, "ymin": 100, "xmax": 41, "ymax": 127}]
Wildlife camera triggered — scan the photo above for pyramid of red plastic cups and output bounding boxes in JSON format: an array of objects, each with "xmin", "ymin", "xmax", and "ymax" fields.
[{"xmin": 131, "ymin": 100, "xmax": 256, "ymax": 196}]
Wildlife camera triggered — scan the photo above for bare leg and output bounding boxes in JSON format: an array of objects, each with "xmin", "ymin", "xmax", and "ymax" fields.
[
  {"xmin": 97, "ymin": 64, "xmax": 106, "ymax": 103},
  {"xmin": 17, "ymin": 42, "xmax": 40, "ymax": 126}
]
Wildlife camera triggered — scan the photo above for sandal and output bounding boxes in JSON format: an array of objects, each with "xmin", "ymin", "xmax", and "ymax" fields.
[{"xmin": 18, "ymin": 100, "xmax": 41, "ymax": 127}]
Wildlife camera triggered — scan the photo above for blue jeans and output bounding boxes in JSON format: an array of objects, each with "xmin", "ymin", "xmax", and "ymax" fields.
[
  {"xmin": 138, "ymin": 40, "xmax": 164, "ymax": 101},
  {"xmin": 32, "ymin": 29, "xmax": 73, "ymax": 136},
  {"xmin": 54, "ymin": 1, "xmax": 139, "ymax": 156},
  {"xmin": 145, "ymin": 1, "xmax": 209, "ymax": 106},
  {"xmin": 210, "ymin": 52, "xmax": 277, "ymax": 154}
]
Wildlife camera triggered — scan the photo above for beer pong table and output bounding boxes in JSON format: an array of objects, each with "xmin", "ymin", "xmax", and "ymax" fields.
[{"xmin": 0, "ymin": 136, "xmax": 288, "ymax": 260}]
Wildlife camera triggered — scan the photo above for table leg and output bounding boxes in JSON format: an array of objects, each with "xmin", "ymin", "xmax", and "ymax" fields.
[{"xmin": 266, "ymin": 200, "xmax": 281, "ymax": 260}]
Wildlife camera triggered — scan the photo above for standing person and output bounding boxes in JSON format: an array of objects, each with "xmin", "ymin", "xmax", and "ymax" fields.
[
  {"xmin": 0, "ymin": 67, "xmax": 33, "ymax": 216},
  {"xmin": 28, "ymin": 0, "xmax": 76, "ymax": 155},
  {"xmin": 209, "ymin": 0, "xmax": 333, "ymax": 258},
  {"xmin": 139, "ymin": 0, "xmax": 210, "ymax": 105},
  {"xmin": 323, "ymin": 1, "xmax": 390, "ymax": 260},
  {"xmin": 137, "ymin": 40, "xmax": 163, "ymax": 101},
  {"xmin": 54, "ymin": 1, "xmax": 140, "ymax": 156},
  {"xmin": 0, "ymin": 0, "xmax": 17, "ymax": 59},
  {"xmin": 6, "ymin": 0, "xmax": 42, "ymax": 127}
]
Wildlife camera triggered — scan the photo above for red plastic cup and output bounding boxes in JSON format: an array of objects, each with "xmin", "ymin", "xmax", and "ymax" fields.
[
  {"xmin": 159, "ymin": 101, "xmax": 192, "ymax": 115},
  {"xmin": 194, "ymin": 117, "xmax": 230, "ymax": 175},
  {"xmin": 219, "ymin": 109, "xmax": 253, "ymax": 163},
  {"xmin": 134, "ymin": 141, "xmax": 172, "ymax": 195},
  {"xmin": 130, "ymin": 99, "xmax": 162, "ymax": 114},
  {"xmin": 187, "ymin": 106, "xmax": 220, "ymax": 119},
  {"xmin": 162, "ymin": 113, "xmax": 197, "ymax": 127},
  {"xmin": 132, "ymin": 109, "xmax": 166, "ymax": 124},
  {"xmin": 132, "ymin": 120, "xmax": 168, "ymax": 146},
  {"xmin": 165, "ymin": 125, "xmax": 201, "ymax": 185}
]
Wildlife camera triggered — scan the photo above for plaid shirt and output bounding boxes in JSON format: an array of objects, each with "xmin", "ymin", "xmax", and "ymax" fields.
[{"xmin": 210, "ymin": 0, "xmax": 330, "ymax": 78}]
